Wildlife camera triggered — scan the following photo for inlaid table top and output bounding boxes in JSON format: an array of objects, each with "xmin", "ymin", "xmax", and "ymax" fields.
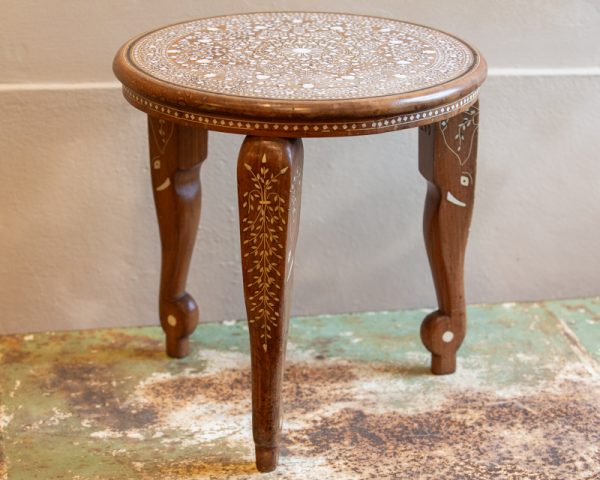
[{"xmin": 114, "ymin": 12, "xmax": 487, "ymax": 136}]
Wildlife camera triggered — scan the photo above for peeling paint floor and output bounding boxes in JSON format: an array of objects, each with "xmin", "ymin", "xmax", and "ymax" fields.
[{"xmin": 1, "ymin": 298, "xmax": 600, "ymax": 480}]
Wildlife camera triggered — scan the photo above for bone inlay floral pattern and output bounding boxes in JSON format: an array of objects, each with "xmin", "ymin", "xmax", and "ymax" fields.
[
  {"xmin": 440, "ymin": 104, "xmax": 479, "ymax": 208},
  {"xmin": 440, "ymin": 105, "xmax": 479, "ymax": 166},
  {"xmin": 241, "ymin": 154, "xmax": 290, "ymax": 352},
  {"xmin": 129, "ymin": 12, "xmax": 475, "ymax": 100}
]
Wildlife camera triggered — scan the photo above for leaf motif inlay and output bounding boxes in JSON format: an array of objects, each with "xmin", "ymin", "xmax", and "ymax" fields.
[
  {"xmin": 440, "ymin": 106, "xmax": 479, "ymax": 166},
  {"xmin": 241, "ymin": 154, "xmax": 289, "ymax": 352}
]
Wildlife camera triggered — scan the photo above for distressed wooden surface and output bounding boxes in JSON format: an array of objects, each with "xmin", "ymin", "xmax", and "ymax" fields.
[{"xmin": 1, "ymin": 298, "xmax": 599, "ymax": 479}]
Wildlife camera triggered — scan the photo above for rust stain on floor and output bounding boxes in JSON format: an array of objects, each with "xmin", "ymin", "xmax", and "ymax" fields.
[{"xmin": 1, "ymin": 298, "xmax": 599, "ymax": 479}]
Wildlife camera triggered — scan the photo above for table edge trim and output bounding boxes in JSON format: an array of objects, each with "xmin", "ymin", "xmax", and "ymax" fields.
[{"xmin": 122, "ymin": 86, "xmax": 480, "ymax": 137}]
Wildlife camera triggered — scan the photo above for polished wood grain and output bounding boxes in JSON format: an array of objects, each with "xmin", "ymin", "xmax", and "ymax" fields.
[
  {"xmin": 237, "ymin": 136, "xmax": 303, "ymax": 472},
  {"xmin": 115, "ymin": 12, "xmax": 487, "ymax": 473},
  {"xmin": 418, "ymin": 102, "xmax": 479, "ymax": 374},
  {"xmin": 113, "ymin": 13, "xmax": 486, "ymax": 138},
  {"xmin": 148, "ymin": 115, "xmax": 208, "ymax": 358}
]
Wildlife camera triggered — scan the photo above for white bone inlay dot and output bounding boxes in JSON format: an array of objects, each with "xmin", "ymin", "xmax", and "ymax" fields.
[
  {"xmin": 167, "ymin": 315, "xmax": 177, "ymax": 327},
  {"xmin": 442, "ymin": 331, "xmax": 454, "ymax": 343}
]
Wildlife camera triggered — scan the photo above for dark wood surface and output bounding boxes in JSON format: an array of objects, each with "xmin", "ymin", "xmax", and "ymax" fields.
[
  {"xmin": 148, "ymin": 116, "xmax": 208, "ymax": 358},
  {"xmin": 418, "ymin": 102, "xmax": 479, "ymax": 374},
  {"xmin": 237, "ymin": 136, "xmax": 303, "ymax": 472},
  {"xmin": 113, "ymin": 12, "xmax": 486, "ymax": 137},
  {"xmin": 115, "ymin": 12, "xmax": 487, "ymax": 473}
]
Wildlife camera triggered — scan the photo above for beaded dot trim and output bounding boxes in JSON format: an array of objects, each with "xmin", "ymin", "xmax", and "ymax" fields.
[{"xmin": 123, "ymin": 86, "xmax": 479, "ymax": 136}]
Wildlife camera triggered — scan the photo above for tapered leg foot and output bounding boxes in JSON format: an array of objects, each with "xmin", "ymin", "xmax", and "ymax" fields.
[
  {"xmin": 237, "ymin": 136, "xmax": 303, "ymax": 472},
  {"xmin": 418, "ymin": 102, "xmax": 479, "ymax": 375},
  {"xmin": 148, "ymin": 116, "xmax": 208, "ymax": 358},
  {"xmin": 255, "ymin": 445, "xmax": 279, "ymax": 473}
]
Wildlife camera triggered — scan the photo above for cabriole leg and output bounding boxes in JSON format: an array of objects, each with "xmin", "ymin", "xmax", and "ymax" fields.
[
  {"xmin": 148, "ymin": 116, "xmax": 208, "ymax": 358},
  {"xmin": 237, "ymin": 136, "xmax": 303, "ymax": 472},
  {"xmin": 418, "ymin": 102, "xmax": 479, "ymax": 374}
]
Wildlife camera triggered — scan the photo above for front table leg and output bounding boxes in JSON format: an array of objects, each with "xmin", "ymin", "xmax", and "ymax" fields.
[
  {"xmin": 148, "ymin": 116, "xmax": 208, "ymax": 358},
  {"xmin": 418, "ymin": 102, "xmax": 479, "ymax": 374},
  {"xmin": 237, "ymin": 136, "xmax": 303, "ymax": 472}
]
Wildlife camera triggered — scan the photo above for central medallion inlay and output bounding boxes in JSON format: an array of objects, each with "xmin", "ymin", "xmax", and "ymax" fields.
[{"xmin": 129, "ymin": 12, "xmax": 475, "ymax": 100}]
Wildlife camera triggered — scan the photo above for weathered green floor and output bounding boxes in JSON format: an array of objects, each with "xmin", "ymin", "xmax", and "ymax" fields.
[{"xmin": 1, "ymin": 299, "xmax": 599, "ymax": 479}]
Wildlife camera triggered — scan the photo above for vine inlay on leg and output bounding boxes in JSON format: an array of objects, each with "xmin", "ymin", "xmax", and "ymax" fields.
[
  {"xmin": 237, "ymin": 136, "xmax": 303, "ymax": 473},
  {"xmin": 241, "ymin": 154, "xmax": 289, "ymax": 352}
]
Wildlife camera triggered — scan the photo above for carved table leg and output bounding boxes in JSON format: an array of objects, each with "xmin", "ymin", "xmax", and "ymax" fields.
[
  {"xmin": 148, "ymin": 116, "xmax": 208, "ymax": 358},
  {"xmin": 237, "ymin": 136, "xmax": 303, "ymax": 472},
  {"xmin": 418, "ymin": 102, "xmax": 479, "ymax": 375}
]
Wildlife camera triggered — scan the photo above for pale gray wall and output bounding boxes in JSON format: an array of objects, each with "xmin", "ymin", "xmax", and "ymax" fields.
[{"xmin": 1, "ymin": 1, "xmax": 599, "ymax": 334}]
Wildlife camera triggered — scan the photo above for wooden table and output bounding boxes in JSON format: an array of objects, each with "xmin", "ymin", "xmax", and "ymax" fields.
[{"xmin": 113, "ymin": 12, "xmax": 487, "ymax": 472}]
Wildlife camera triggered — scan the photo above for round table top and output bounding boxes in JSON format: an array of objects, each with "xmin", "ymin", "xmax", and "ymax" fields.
[{"xmin": 114, "ymin": 12, "xmax": 486, "ymax": 137}]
